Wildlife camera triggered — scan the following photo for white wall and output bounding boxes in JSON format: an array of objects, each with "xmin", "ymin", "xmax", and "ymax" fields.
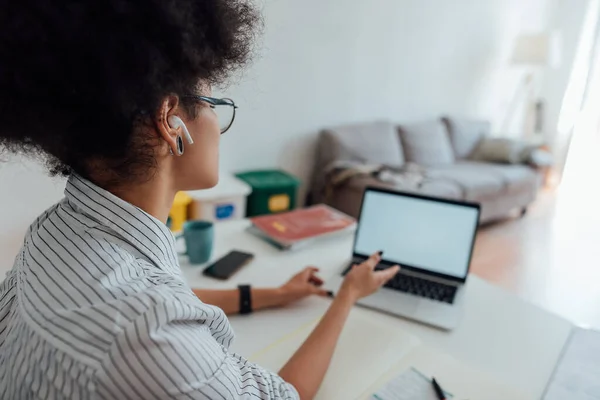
[
  {"xmin": 0, "ymin": 0, "xmax": 562, "ymax": 273},
  {"xmin": 218, "ymin": 0, "xmax": 557, "ymax": 190},
  {"xmin": 541, "ymin": 0, "xmax": 589, "ymax": 167},
  {"xmin": 543, "ymin": 0, "xmax": 589, "ymax": 139},
  {"xmin": 0, "ymin": 157, "xmax": 65, "ymax": 272}
]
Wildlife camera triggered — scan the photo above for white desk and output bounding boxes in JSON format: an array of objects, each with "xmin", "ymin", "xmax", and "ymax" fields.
[{"xmin": 180, "ymin": 219, "xmax": 573, "ymax": 399}]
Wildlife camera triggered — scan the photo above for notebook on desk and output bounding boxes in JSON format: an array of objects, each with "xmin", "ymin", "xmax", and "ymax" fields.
[
  {"xmin": 250, "ymin": 308, "xmax": 528, "ymax": 400},
  {"xmin": 247, "ymin": 204, "xmax": 356, "ymax": 250}
]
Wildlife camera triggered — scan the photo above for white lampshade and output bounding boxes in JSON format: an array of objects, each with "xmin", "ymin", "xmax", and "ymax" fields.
[{"xmin": 511, "ymin": 33, "xmax": 562, "ymax": 68}]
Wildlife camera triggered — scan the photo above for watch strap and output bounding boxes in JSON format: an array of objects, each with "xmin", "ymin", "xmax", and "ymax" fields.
[{"xmin": 238, "ymin": 285, "xmax": 252, "ymax": 315}]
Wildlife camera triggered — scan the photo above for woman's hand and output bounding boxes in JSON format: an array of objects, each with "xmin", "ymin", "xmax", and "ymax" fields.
[
  {"xmin": 339, "ymin": 252, "xmax": 400, "ymax": 303},
  {"xmin": 278, "ymin": 253, "xmax": 399, "ymax": 400},
  {"xmin": 277, "ymin": 267, "xmax": 329, "ymax": 306}
]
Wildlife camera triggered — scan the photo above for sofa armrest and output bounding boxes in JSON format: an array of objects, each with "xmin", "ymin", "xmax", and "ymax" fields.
[{"xmin": 527, "ymin": 148, "xmax": 554, "ymax": 168}]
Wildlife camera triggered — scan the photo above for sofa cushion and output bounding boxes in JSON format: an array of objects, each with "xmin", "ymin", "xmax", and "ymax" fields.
[
  {"xmin": 456, "ymin": 161, "xmax": 540, "ymax": 194},
  {"xmin": 425, "ymin": 164, "xmax": 505, "ymax": 201},
  {"xmin": 442, "ymin": 116, "xmax": 490, "ymax": 159},
  {"xmin": 418, "ymin": 180, "xmax": 463, "ymax": 200},
  {"xmin": 326, "ymin": 161, "xmax": 540, "ymax": 218},
  {"xmin": 320, "ymin": 121, "xmax": 404, "ymax": 167},
  {"xmin": 398, "ymin": 120, "xmax": 455, "ymax": 166},
  {"xmin": 426, "ymin": 161, "xmax": 539, "ymax": 201}
]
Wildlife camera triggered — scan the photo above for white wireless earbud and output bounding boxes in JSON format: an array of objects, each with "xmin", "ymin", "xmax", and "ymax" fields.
[{"xmin": 168, "ymin": 115, "xmax": 194, "ymax": 145}]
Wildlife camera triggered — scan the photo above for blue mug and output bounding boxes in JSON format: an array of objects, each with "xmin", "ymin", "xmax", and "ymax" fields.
[{"xmin": 177, "ymin": 220, "xmax": 214, "ymax": 265}]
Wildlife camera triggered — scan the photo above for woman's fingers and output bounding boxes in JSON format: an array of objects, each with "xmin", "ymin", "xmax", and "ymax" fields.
[
  {"xmin": 302, "ymin": 266, "xmax": 323, "ymax": 286},
  {"xmin": 311, "ymin": 286, "xmax": 330, "ymax": 296},
  {"xmin": 361, "ymin": 251, "xmax": 383, "ymax": 270},
  {"xmin": 374, "ymin": 265, "xmax": 401, "ymax": 285},
  {"xmin": 300, "ymin": 267, "xmax": 317, "ymax": 278},
  {"xmin": 309, "ymin": 273, "xmax": 324, "ymax": 286}
]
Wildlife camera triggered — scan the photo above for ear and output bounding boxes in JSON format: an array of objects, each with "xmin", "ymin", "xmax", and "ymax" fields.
[{"xmin": 155, "ymin": 95, "xmax": 181, "ymax": 155}]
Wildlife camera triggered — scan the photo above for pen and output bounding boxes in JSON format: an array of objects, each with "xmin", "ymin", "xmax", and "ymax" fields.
[{"xmin": 431, "ymin": 377, "xmax": 446, "ymax": 400}]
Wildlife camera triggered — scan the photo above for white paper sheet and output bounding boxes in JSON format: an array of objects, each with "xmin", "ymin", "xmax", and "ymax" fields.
[
  {"xmin": 544, "ymin": 328, "xmax": 600, "ymax": 400},
  {"xmin": 370, "ymin": 368, "xmax": 448, "ymax": 400}
]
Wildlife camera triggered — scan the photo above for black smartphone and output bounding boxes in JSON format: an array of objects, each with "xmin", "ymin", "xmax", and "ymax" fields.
[{"xmin": 202, "ymin": 250, "xmax": 254, "ymax": 280}]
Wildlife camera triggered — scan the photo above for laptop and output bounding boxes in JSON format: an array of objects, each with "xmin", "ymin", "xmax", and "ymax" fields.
[{"xmin": 325, "ymin": 187, "xmax": 480, "ymax": 330}]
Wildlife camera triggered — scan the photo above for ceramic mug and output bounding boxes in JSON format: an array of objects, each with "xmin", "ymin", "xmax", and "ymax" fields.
[{"xmin": 177, "ymin": 220, "xmax": 214, "ymax": 264}]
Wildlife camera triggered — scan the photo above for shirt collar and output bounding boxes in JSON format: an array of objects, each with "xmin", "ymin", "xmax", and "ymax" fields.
[{"xmin": 64, "ymin": 174, "xmax": 179, "ymax": 272}]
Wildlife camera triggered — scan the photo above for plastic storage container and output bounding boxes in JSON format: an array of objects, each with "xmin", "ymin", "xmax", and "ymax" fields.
[
  {"xmin": 169, "ymin": 191, "xmax": 192, "ymax": 231},
  {"xmin": 236, "ymin": 170, "xmax": 300, "ymax": 217},
  {"xmin": 187, "ymin": 174, "xmax": 252, "ymax": 222}
]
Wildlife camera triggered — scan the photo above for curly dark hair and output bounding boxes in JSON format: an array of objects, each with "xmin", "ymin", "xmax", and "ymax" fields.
[{"xmin": 0, "ymin": 0, "xmax": 259, "ymax": 183}]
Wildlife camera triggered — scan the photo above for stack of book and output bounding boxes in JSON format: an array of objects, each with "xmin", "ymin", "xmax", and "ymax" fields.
[{"xmin": 247, "ymin": 204, "xmax": 356, "ymax": 250}]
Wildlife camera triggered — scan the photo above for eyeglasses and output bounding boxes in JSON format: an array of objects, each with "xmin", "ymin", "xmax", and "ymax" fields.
[{"xmin": 182, "ymin": 95, "xmax": 238, "ymax": 134}]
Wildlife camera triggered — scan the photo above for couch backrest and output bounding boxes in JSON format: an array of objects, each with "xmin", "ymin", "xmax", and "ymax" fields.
[
  {"xmin": 314, "ymin": 117, "xmax": 492, "ymax": 173},
  {"xmin": 317, "ymin": 120, "xmax": 405, "ymax": 168},
  {"xmin": 397, "ymin": 119, "xmax": 455, "ymax": 166},
  {"xmin": 442, "ymin": 116, "xmax": 491, "ymax": 159}
]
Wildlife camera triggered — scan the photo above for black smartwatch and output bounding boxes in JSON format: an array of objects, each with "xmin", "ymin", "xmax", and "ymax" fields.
[{"xmin": 238, "ymin": 285, "xmax": 252, "ymax": 315}]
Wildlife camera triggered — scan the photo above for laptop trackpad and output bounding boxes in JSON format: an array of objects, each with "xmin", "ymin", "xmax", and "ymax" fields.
[{"xmin": 358, "ymin": 287, "xmax": 419, "ymax": 314}]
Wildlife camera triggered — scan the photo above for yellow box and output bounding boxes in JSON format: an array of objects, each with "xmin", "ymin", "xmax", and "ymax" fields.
[{"xmin": 169, "ymin": 192, "xmax": 192, "ymax": 231}]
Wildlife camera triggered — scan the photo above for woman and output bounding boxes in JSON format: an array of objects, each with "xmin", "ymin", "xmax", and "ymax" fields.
[{"xmin": 0, "ymin": 1, "xmax": 400, "ymax": 399}]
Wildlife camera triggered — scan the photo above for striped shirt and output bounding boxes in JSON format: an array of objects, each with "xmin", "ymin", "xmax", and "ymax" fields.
[{"xmin": 0, "ymin": 174, "xmax": 299, "ymax": 400}]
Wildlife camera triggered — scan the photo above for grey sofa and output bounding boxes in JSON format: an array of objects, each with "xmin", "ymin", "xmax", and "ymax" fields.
[{"xmin": 310, "ymin": 117, "xmax": 544, "ymax": 224}]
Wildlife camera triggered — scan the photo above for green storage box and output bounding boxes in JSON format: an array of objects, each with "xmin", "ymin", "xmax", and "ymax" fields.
[{"xmin": 236, "ymin": 170, "xmax": 300, "ymax": 217}]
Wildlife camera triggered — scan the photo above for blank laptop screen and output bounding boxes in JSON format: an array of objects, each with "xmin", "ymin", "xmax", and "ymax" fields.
[{"xmin": 353, "ymin": 190, "xmax": 480, "ymax": 279}]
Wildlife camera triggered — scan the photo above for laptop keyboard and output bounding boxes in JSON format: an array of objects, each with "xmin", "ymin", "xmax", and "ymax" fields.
[
  {"xmin": 343, "ymin": 264, "xmax": 458, "ymax": 304},
  {"xmin": 383, "ymin": 271, "xmax": 457, "ymax": 304}
]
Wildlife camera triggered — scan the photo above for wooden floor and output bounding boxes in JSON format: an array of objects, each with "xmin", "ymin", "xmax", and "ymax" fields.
[{"xmin": 472, "ymin": 185, "xmax": 600, "ymax": 329}]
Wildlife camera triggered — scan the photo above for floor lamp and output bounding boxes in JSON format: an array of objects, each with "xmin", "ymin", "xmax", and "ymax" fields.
[{"xmin": 502, "ymin": 33, "xmax": 561, "ymax": 141}]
